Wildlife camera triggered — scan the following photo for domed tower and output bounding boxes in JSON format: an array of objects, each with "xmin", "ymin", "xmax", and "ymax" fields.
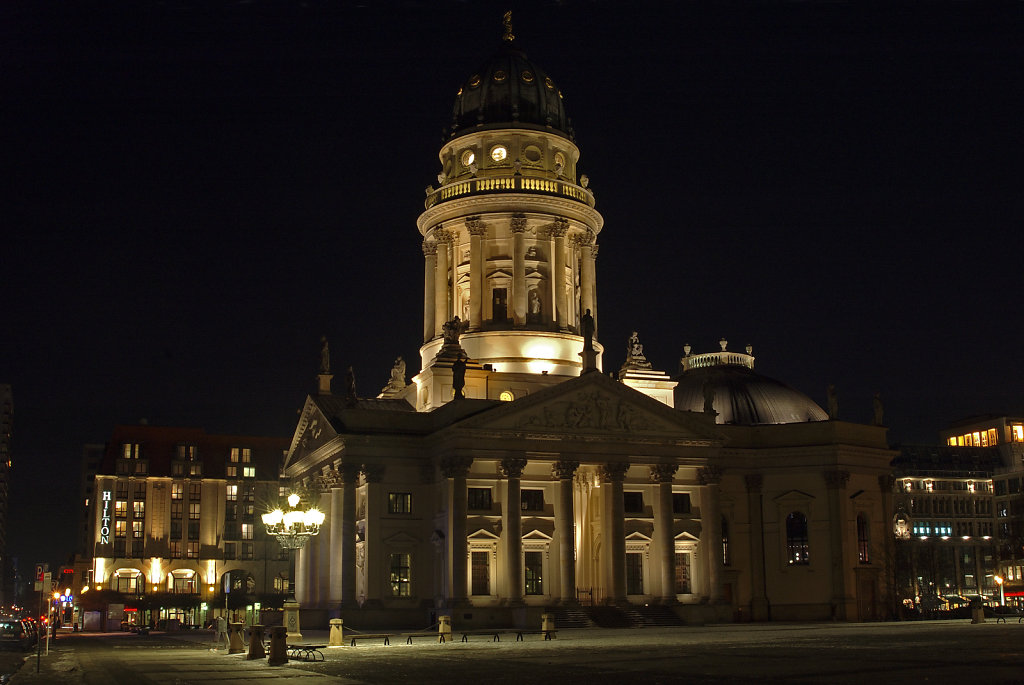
[{"xmin": 413, "ymin": 19, "xmax": 604, "ymax": 410}]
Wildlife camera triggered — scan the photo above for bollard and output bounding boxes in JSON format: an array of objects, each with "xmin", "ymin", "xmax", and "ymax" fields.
[
  {"xmin": 267, "ymin": 625, "xmax": 289, "ymax": 666},
  {"xmin": 247, "ymin": 625, "xmax": 266, "ymax": 660},
  {"xmin": 438, "ymin": 615, "xmax": 452, "ymax": 642},
  {"xmin": 228, "ymin": 622, "xmax": 245, "ymax": 654},
  {"xmin": 329, "ymin": 618, "xmax": 344, "ymax": 647},
  {"xmin": 541, "ymin": 612, "xmax": 555, "ymax": 633}
]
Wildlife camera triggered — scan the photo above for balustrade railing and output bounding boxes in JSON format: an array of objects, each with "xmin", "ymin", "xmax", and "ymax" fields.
[{"xmin": 426, "ymin": 175, "xmax": 595, "ymax": 209}]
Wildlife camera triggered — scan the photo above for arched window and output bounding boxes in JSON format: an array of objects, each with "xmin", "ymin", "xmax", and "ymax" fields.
[
  {"xmin": 721, "ymin": 515, "xmax": 731, "ymax": 566},
  {"xmin": 857, "ymin": 514, "xmax": 870, "ymax": 564},
  {"xmin": 786, "ymin": 511, "xmax": 809, "ymax": 565}
]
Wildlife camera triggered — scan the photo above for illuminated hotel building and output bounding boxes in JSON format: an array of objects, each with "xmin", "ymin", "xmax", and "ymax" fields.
[
  {"xmin": 282, "ymin": 24, "xmax": 896, "ymax": 629},
  {"xmin": 88, "ymin": 425, "xmax": 290, "ymax": 625}
]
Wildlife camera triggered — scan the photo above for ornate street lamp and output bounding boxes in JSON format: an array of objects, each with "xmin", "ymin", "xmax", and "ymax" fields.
[{"xmin": 262, "ymin": 492, "xmax": 324, "ymax": 639}]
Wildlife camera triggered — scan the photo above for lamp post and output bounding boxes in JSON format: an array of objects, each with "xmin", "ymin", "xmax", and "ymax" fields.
[
  {"xmin": 995, "ymin": 575, "xmax": 1005, "ymax": 606},
  {"xmin": 262, "ymin": 493, "xmax": 324, "ymax": 640}
]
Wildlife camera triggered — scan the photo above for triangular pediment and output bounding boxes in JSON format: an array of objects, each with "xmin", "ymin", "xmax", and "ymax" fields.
[
  {"xmin": 625, "ymin": 531, "xmax": 652, "ymax": 542},
  {"xmin": 674, "ymin": 531, "xmax": 700, "ymax": 542},
  {"xmin": 468, "ymin": 528, "xmax": 500, "ymax": 540},
  {"xmin": 487, "ymin": 268, "xmax": 513, "ymax": 279},
  {"xmin": 523, "ymin": 529, "xmax": 553, "ymax": 541},
  {"xmin": 774, "ymin": 489, "xmax": 816, "ymax": 503},
  {"xmin": 284, "ymin": 397, "xmax": 341, "ymax": 470},
  {"xmin": 454, "ymin": 371, "xmax": 722, "ymax": 443}
]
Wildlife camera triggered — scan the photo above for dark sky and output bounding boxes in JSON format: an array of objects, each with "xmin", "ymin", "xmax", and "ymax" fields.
[{"xmin": 4, "ymin": 1, "xmax": 1022, "ymax": 571}]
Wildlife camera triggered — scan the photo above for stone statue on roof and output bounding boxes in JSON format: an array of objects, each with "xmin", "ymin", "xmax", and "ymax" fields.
[
  {"xmin": 827, "ymin": 383, "xmax": 838, "ymax": 419},
  {"xmin": 442, "ymin": 316, "xmax": 466, "ymax": 345},
  {"xmin": 873, "ymin": 392, "xmax": 884, "ymax": 426},
  {"xmin": 452, "ymin": 354, "xmax": 467, "ymax": 399},
  {"xmin": 345, "ymin": 366, "xmax": 357, "ymax": 400},
  {"xmin": 319, "ymin": 336, "xmax": 330, "ymax": 374}
]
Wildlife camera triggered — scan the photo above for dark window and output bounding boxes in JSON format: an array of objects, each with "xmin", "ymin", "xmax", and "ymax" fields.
[
  {"xmin": 722, "ymin": 515, "xmax": 731, "ymax": 566},
  {"xmin": 170, "ymin": 520, "xmax": 182, "ymax": 539},
  {"xmin": 468, "ymin": 488, "xmax": 492, "ymax": 511},
  {"xmin": 672, "ymin": 493, "xmax": 691, "ymax": 514},
  {"xmin": 524, "ymin": 551, "xmax": 543, "ymax": 595},
  {"xmin": 471, "ymin": 551, "xmax": 490, "ymax": 595},
  {"xmin": 188, "ymin": 521, "xmax": 200, "ymax": 541},
  {"xmin": 224, "ymin": 542, "xmax": 236, "ymax": 560},
  {"xmin": 786, "ymin": 511, "xmax": 809, "ymax": 565},
  {"xmin": 116, "ymin": 481, "xmax": 129, "ymax": 498},
  {"xmin": 857, "ymin": 514, "xmax": 870, "ymax": 564},
  {"xmin": 674, "ymin": 552, "xmax": 691, "ymax": 594},
  {"xmin": 623, "ymin": 492, "xmax": 644, "ymax": 513},
  {"xmin": 492, "ymin": 287, "xmax": 508, "ymax": 322},
  {"xmin": 626, "ymin": 552, "xmax": 644, "ymax": 595},
  {"xmin": 1010, "ymin": 478, "xmax": 1022, "ymax": 495},
  {"xmin": 388, "ymin": 492, "xmax": 412, "ymax": 514},
  {"xmin": 389, "ymin": 553, "xmax": 411, "ymax": 597},
  {"xmin": 521, "ymin": 489, "xmax": 544, "ymax": 512},
  {"xmin": 241, "ymin": 542, "xmax": 254, "ymax": 560},
  {"xmin": 189, "ymin": 483, "xmax": 202, "ymax": 501},
  {"xmin": 995, "ymin": 480, "xmax": 1007, "ymax": 496}
]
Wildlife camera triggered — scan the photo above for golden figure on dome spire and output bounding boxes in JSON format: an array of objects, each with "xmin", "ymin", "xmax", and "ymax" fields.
[{"xmin": 502, "ymin": 11, "xmax": 514, "ymax": 43}]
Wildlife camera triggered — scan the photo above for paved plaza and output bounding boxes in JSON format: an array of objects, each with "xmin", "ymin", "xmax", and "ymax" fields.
[{"xmin": 7, "ymin": 620, "xmax": 1024, "ymax": 684}]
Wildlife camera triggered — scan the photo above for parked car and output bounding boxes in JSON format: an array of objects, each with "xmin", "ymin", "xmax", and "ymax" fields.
[{"xmin": 0, "ymin": 619, "xmax": 37, "ymax": 650}]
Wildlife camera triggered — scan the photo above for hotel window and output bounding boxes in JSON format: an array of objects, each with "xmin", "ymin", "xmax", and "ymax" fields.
[
  {"xmin": 241, "ymin": 543, "xmax": 254, "ymax": 560},
  {"xmin": 857, "ymin": 514, "xmax": 870, "ymax": 563},
  {"xmin": 115, "ymin": 500, "xmax": 128, "ymax": 517},
  {"xmin": 122, "ymin": 443, "xmax": 141, "ymax": 459},
  {"xmin": 722, "ymin": 516, "xmax": 731, "ymax": 566},
  {"xmin": 672, "ymin": 493, "xmax": 691, "ymax": 514},
  {"xmin": 116, "ymin": 573, "xmax": 140, "ymax": 594},
  {"xmin": 471, "ymin": 551, "xmax": 490, "ymax": 595},
  {"xmin": 226, "ymin": 485, "xmax": 238, "ymax": 502},
  {"xmin": 468, "ymin": 488, "xmax": 492, "ymax": 511},
  {"xmin": 170, "ymin": 520, "xmax": 182, "ymax": 538},
  {"xmin": 115, "ymin": 520, "xmax": 127, "ymax": 538},
  {"xmin": 242, "ymin": 523, "xmax": 254, "ymax": 540},
  {"xmin": 171, "ymin": 500, "xmax": 183, "ymax": 519},
  {"xmin": 170, "ymin": 541, "xmax": 182, "ymax": 558},
  {"xmin": 626, "ymin": 553, "xmax": 644, "ymax": 595},
  {"xmin": 786, "ymin": 511, "xmax": 809, "ymax": 565},
  {"xmin": 623, "ymin": 492, "xmax": 644, "ymax": 513},
  {"xmin": 186, "ymin": 542, "xmax": 199, "ymax": 558},
  {"xmin": 113, "ymin": 539, "xmax": 126, "ymax": 557},
  {"xmin": 521, "ymin": 489, "xmax": 544, "ymax": 512},
  {"xmin": 116, "ymin": 481, "xmax": 129, "ymax": 498},
  {"xmin": 189, "ymin": 483, "xmax": 202, "ymax": 500},
  {"xmin": 190, "ymin": 461, "xmax": 202, "ymax": 476},
  {"xmin": 242, "ymin": 466, "xmax": 255, "ymax": 478},
  {"xmin": 388, "ymin": 493, "xmax": 412, "ymax": 514},
  {"xmin": 188, "ymin": 521, "xmax": 199, "ymax": 540},
  {"xmin": 132, "ymin": 501, "xmax": 144, "ymax": 518},
  {"xmin": 189, "ymin": 503, "xmax": 201, "ymax": 520},
  {"xmin": 172, "ymin": 576, "xmax": 196, "ymax": 594},
  {"xmin": 133, "ymin": 482, "xmax": 145, "ymax": 499},
  {"xmin": 177, "ymin": 444, "xmax": 196, "ymax": 460},
  {"xmin": 389, "ymin": 553, "xmax": 411, "ymax": 597},
  {"xmin": 132, "ymin": 521, "xmax": 143, "ymax": 539},
  {"xmin": 675, "ymin": 552, "xmax": 691, "ymax": 594},
  {"xmin": 1013, "ymin": 424, "xmax": 1024, "ymax": 442},
  {"xmin": 226, "ymin": 463, "xmax": 237, "ymax": 478},
  {"xmin": 524, "ymin": 551, "xmax": 543, "ymax": 595},
  {"xmin": 224, "ymin": 542, "xmax": 236, "ymax": 560}
]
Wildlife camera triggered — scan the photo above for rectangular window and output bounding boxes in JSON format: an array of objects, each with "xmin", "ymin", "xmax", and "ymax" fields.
[
  {"xmin": 226, "ymin": 465, "xmax": 237, "ymax": 478},
  {"xmin": 133, "ymin": 482, "xmax": 146, "ymax": 500},
  {"xmin": 116, "ymin": 575, "xmax": 138, "ymax": 593},
  {"xmin": 177, "ymin": 444, "xmax": 196, "ymax": 460},
  {"xmin": 172, "ymin": 462, "xmax": 185, "ymax": 476},
  {"xmin": 171, "ymin": 482, "xmax": 183, "ymax": 500},
  {"xmin": 170, "ymin": 541, "xmax": 182, "ymax": 558},
  {"xmin": 171, "ymin": 500, "xmax": 183, "ymax": 519},
  {"xmin": 224, "ymin": 542, "xmax": 236, "ymax": 560},
  {"xmin": 468, "ymin": 488, "xmax": 492, "ymax": 511},
  {"xmin": 189, "ymin": 503, "xmax": 201, "ymax": 520},
  {"xmin": 230, "ymin": 447, "xmax": 240, "ymax": 463},
  {"xmin": 172, "ymin": 576, "xmax": 196, "ymax": 594},
  {"xmin": 388, "ymin": 492, "xmax": 412, "ymax": 514},
  {"xmin": 242, "ymin": 523, "xmax": 253, "ymax": 540},
  {"xmin": 132, "ymin": 501, "xmax": 145, "ymax": 518},
  {"xmin": 242, "ymin": 485, "xmax": 255, "ymax": 502},
  {"xmin": 116, "ymin": 481, "xmax": 129, "ymax": 498},
  {"xmin": 190, "ymin": 462, "xmax": 202, "ymax": 476},
  {"xmin": 189, "ymin": 483, "xmax": 202, "ymax": 500},
  {"xmin": 186, "ymin": 542, "xmax": 199, "ymax": 559},
  {"xmin": 115, "ymin": 520, "xmax": 127, "ymax": 538},
  {"xmin": 672, "ymin": 493, "xmax": 691, "ymax": 514},
  {"xmin": 623, "ymin": 492, "xmax": 644, "ymax": 513},
  {"xmin": 471, "ymin": 551, "xmax": 490, "ymax": 596},
  {"xmin": 524, "ymin": 551, "xmax": 543, "ymax": 595},
  {"xmin": 242, "ymin": 466, "xmax": 255, "ymax": 478},
  {"xmin": 188, "ymin": 521, "xmax": 200, "ymax": 540},
  {"xmin": 170, "ymin": 519, "xmax": 182, "ymax": 538},
  {"xmin": 675, "ymin": 552, "xmax": 691, "ymax": 594},
  {"xmin": 132, "ymin": 521, "xmax": 143, "ymax": 539},
  {"xmin": 226, "ymin": 484, "xmax": 238, "ymax": 501},
  {"xmin": 626, "ymin": 552, "xmax": 644, "ymax": 595},
  {"xmin": 996, "ymin": 480, "xmax": 1007, "ymax": 496},
  {"xmin": 389, "ymin": 553, "xmax": 411, "ymax": 597},
  {"xmin": 122, "ymin": 443, "xmax": 140, "ymax": 459},
  {"xmin": 521, "ymin": 489, "xmax": 544, "ymax": 512},
  {"xmin": 115, "ymin": 500, "xmax": 128, "ymax": 517},
  {"xmin": 241, "ymin": 542, "xmax": 254, "ymax": 560},
  {"xmin": 113, "ymin": 539, "xmax": 126, "ymax": 557}
]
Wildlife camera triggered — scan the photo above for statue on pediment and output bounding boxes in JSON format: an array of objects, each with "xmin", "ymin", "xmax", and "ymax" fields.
[
  {"xmin": 443, "ymin": 316, "xmax": 466, "ymax": 345},
  {"xmin": 452, "ymin": 354, "xmax": 467, "ymax": 399},
  {"xmin": 319, "ymin": 336, "xmax": 330, "ymax": 374}
]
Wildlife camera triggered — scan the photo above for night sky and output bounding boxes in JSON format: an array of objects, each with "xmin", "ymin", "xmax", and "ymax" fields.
[{"xmin": 4, "ymin": 1, "xmax": 1022, "ymax": 572}]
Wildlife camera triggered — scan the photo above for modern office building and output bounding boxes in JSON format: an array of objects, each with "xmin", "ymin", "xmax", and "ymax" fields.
[{"xmin": 280, "ymin": 27, "xmax": 896, "ymax": 629}]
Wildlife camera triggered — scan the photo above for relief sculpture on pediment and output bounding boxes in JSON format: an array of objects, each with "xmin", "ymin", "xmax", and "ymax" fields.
[{"xmin": 517, "ymin": 391, "xmax": 654, "ymax": 432}]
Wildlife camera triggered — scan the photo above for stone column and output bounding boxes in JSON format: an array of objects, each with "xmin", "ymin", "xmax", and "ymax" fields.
[
  {"xmin": 589, "ymin": 244, "xmax": 599, "ymax": 336},
  {"xmin": 442, "ymin": 456, "xmax": 472, "ymax": 605},
  {"xmin": 423, "ymin": 241, "xmax": 437, "ymax": 342},
  {"xmin": 467, "ymin": 217, "xmax": 486, "ymax": 329},
  {"xmin": 824, "ymin": 469, "xmax": 850, "ymax": 619},
  {"xmin": 339, "ymin": 464, "xmax": 359, "ymax": 607},
  {"xmin": 329, "ymin": 480, "xmax": 344, "ymax": 610},
  {"xmin": 433, "ymin": 229, "xmax": 450, "ymax": 335},
  {"xmin": 553, "ymin": 460, "xmax": 580, "ymax": 604},
  {"xmin": 745, "ymin": 474, "xmax": 770, "ymax": 620},
  {"xmin": 550, "ymin": 218, "xmax": 568, "ymax": 330},
  {"xmin": 295, "ymin": 545, "xmax": 309, "ymax": 605},
  {"xmin": 580, "ymin": 237, "xmax": 595, "ymax": 330},
  {"xmin": 651, "ymin": 464, "xmax": 678, "ymax": 603},
  {"xmin": 511, "ymin": 214, "xmax": 527, "ymax": 326},
  {"xmin": 316, "ymin": 489, "xmax": 332, "ymax": 606},
  {"xmin": 600, "ymin": 462, "xmax": 629, "ymax": 604},
  {"xmin": 699, "ymin": 466, "xmax": 725, "ymax": 603},
  {"xmin": 362, "ymin": 464, "xmax": 386, "ymax": 605},
  {"xmin": 501, "ymin": 456, "xmax": 528, "ymax": 604}
]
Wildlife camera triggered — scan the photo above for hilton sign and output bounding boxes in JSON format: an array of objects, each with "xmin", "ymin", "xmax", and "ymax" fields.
[{"xmin": 100, "ymin": 490, "xmax": 112, "ymax": 544}]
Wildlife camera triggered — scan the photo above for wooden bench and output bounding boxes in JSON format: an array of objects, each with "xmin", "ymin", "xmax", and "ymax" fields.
[
  {"xmin": 993, "ymin": 611, "xmax": 1023, "ymax": 623},
  {"xmin": 287, "ymin": 644, "xmax": 326, "ymax": 661},
  {"xmin": 515, "ymin": 629, "xmax": 557, "ymax": 641},
  {"xmin": 403, "ymin": 632, "xmax": 446, "ymax": 644},
  {"xmin": 460, "ymin": 630, "xmax": 505, "ymax": 643},
  {"xmin": 349, "ymin": 633, "xmax": 394, "ymax": 646}
]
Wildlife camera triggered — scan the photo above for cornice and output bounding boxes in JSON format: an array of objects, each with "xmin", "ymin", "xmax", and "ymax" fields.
[{"xmin": 418, "ymin": 193, "xmax": 604, "ymax": 235}]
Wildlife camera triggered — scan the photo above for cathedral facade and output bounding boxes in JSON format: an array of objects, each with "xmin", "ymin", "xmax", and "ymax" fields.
[{"xmin": 283, "ymin": 28, "xmax": 896, "ymax": 628}]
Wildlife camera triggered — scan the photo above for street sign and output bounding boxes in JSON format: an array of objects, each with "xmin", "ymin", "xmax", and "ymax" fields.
[{"xmin": 34, "ymin": 563, "xmax": 48, "ymax": 591}]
